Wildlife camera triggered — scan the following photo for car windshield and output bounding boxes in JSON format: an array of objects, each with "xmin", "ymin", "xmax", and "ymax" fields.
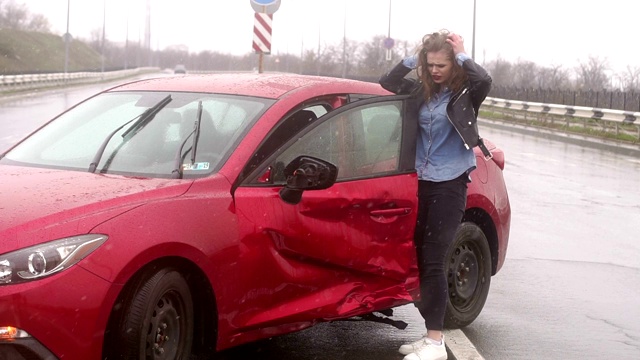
[{"xmin": 0, "ymin": 91, "xmax": 272, "ymax": 178}]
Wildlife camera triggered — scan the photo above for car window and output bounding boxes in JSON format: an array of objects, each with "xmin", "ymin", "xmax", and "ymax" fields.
[
  {"xmin": 1, "ymin": 92, "xmax": 272, "ymax": 178},
  {"xmin": 269, "ymin": 101, "xmax": 402, "ymax": 183}
]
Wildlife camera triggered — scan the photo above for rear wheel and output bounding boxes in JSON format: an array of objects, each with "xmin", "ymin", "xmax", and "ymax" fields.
[
  {"xmin": 444, "ymin": 222, "xmax": 492, "ymax": 328},
  {"xmin": 106, "ymin": 268, "xmax": 194, "ymax": 359}
]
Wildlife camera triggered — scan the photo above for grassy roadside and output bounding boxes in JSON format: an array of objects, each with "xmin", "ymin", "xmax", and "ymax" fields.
[
  {"xmin": 479, "ymin": 107, "xmax": 640, "ymax": 145},
  {"xmin": 0, "ymin": 28, "xmax": 103, "ymax": 74}
]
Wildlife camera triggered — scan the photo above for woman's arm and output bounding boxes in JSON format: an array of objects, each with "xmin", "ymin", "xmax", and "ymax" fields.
[
  {"xmin": 448, "ymin": 34, "xmax": 492, "ymax": 109},
  {"xmin": 379, "ymin": 57, "xmax": 418, "ymax": 95}
]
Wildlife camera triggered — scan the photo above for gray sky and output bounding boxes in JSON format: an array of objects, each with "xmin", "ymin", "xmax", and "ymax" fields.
[{"xmin": 22, "ymin": 0, "xmax": 639, "ymax": 73}]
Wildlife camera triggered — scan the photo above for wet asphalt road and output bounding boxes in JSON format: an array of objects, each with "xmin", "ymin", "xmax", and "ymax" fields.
[
  {"xmin": 1, "ymin": 80, "xmax": 639, "ymax": 359},
  {"xmin": 213, "ymin": 306, "xmax": 427, "ymax": 360},
  {"xmin": 463, "ymin": 122, "xmax": 640, "ymax": 359}
]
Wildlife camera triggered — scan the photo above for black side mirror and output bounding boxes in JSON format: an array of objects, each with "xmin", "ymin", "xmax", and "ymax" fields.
[{"xmin": 279, "ymin": 156, "xmax": 338, "ymax": 205}]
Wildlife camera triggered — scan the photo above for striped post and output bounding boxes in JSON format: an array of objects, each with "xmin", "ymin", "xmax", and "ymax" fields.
[{"xmin": 252, "ymin": 12, "xmax": 273, "ymax": 54}]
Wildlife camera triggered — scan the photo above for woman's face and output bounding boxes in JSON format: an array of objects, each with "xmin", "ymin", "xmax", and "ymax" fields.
[{"xmin": 426, "ymin": 50, "xmax": 453, "ymax": 84}]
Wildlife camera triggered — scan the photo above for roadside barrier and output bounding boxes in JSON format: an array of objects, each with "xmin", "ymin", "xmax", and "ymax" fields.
[
  {"xmin": 484, "ymin": 97, "xmax": 638, "ymax": 124},
  {"xmin": 483, "ymin": 96, "xmax": 640, "ymax": 141},
  {"xmin": 0, "ymin": 68, "xmax": 158, "ymax": 93}
]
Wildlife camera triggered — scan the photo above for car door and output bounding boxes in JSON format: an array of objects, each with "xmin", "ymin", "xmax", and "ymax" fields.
[{"xmin": 231, "ymin": 95, "xmax": 419, "ymax": 326}]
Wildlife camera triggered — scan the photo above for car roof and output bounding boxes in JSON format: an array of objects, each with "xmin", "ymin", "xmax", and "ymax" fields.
[{"xmin": 110, "ymin": 72, "xmax": 390, "ymax": 99}]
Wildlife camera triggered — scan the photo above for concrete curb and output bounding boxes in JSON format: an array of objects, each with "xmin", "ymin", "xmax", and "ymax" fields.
[{"xmin": 444, "ymin": 329, "xmax": 484, "ymax": 360}]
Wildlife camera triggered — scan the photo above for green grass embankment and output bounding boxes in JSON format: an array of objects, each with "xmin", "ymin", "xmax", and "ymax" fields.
[{"xmin": 0, "ymin": 28, "xmax": 102, "ymax": 74}]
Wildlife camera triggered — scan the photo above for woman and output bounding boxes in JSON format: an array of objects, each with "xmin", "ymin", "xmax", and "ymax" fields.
[{"xmin": 379, "ymin": 30, "xmax": 492, "ymax": 360}]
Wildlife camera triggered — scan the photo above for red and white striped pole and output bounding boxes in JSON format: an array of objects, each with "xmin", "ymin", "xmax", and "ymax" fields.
[
  {"xmin": 253, "ymin": 13, "xmax": 272, "ymax": 53},
  {"xmin": 250, "ymin": 0, "xmax": 281, "ymax": 73}
]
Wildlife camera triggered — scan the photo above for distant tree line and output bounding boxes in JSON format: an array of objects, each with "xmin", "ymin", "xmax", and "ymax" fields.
[
  {"xmin": 3, "ymin": 0, "xmax": 640, "ymax": 98},
  {"xmin": 0, "ymin": 0, "xmax": 50, "ymax": 32}
]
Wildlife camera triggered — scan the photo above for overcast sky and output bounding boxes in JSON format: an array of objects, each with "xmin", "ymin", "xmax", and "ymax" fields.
[{"xmin": 21, "ymin": 0, "xmax": 639, "ymax": 73}]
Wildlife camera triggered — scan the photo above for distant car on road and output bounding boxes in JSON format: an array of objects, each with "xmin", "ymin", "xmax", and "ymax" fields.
[
  {"xmin": 174, "ymin": 64, "xmax": 187, "ymax": 74},
  {"xmin": 0, "ymin": 73, "xmax": 510, "ymax": 360}
]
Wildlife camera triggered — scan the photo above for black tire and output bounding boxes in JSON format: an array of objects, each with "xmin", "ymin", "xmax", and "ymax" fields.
[
  {"xmin": 108, "ymin": 268, "xmax": 194, "ymax": 360},
  {"xmin": 444, "ymin": 222, "xmax": 492, "ymax": 328}
]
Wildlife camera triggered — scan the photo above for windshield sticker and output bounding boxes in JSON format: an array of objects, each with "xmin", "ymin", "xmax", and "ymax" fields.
[{"xmin": 182, "ymin": 162, "xmax": 210, "ymax": 171}]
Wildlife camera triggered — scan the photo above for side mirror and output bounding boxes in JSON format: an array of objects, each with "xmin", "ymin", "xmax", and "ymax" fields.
[{"xmin": 279, "ymin": 156, "xmax": 338, "ymax": 205}]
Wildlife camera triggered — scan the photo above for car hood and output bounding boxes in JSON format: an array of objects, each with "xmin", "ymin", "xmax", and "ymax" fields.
[{"xmin": 0, "ymin": 165, "xmax": 192, "ymax": 252}]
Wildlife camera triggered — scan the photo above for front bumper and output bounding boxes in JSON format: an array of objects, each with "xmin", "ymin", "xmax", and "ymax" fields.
[
  {"xmin": 0, "ymin": 265, "xmax": 115, "ymax": 360},
  {"xmin": 0, "ymin": 337, "xmax": 57, "ymax": 360}
]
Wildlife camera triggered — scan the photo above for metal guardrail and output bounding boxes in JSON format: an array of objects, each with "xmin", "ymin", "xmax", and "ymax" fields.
[
  {"xmin": 483, "ymin": 96, "xmax": 640, "ymax": 142},
  {"xmin": 484, "ymin": 97, "xmax": 639, "ymax": 124},
  {"xmin": 0, "ymin": 67, "xmax": 159, "ymax": 93}
]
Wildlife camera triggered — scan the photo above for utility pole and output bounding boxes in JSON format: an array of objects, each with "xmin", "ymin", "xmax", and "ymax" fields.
[
  {"xmin": 64, "ymin": 0, "xmax": 70, "ymax": 75},
  {"xmin": 145, "ymin": 0, "xmax": 152, "ymax": 67},
  {"xmin": 341, "ymin": 0, "xmax": 347, "ymax": 78},
  {"xmin": 472, "ymin": 0, "xmax": 477, "ymax": 60},
  {"xmin": 100, "ymin": 0, "xmax": 105, "ymax": 75}
]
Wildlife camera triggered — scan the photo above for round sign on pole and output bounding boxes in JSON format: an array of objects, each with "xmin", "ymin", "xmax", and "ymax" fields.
[
  {"xmin": 383, "ymin": 37, "xmax": 395, "ymax": 50},
  {"xmin": 250, "ymin": 0, "xmax": 281, "ymax": 14}
]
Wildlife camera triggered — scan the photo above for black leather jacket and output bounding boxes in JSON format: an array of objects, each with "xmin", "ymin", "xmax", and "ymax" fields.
[{"xmin": 379, "ymin": 57, "xmax": 493, "ymax": 158}]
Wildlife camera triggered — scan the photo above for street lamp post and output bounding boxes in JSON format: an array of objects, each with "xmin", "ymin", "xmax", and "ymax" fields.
[
  {"xmin": 124, "ymin": 15, "xmax": 129, "ymax": 70},
  {"xmin": 341, "ymin": 0, "xmax": 346, "ymax": 78},
  {"xmin": 101, "ymin": 0, "xmax": 105, "ymax": 75},
  {"xmin": 64, "ymin": 0, "xmax": 70, "ymax": 75},
  {"xmin": 472, "ymin": 0, "xmax": 476, "ymax": 60}
]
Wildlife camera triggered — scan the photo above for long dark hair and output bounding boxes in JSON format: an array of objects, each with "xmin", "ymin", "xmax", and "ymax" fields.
[{"xmin": 416, "ymin": 29, "xmax": 468, "ymax": 102}]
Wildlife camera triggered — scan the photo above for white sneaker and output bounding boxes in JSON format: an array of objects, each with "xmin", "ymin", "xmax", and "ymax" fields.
[
  {"xmin": 402, "ymin": 336, "xmax": 447, "ymax": 360},
  {"xmin": 398, "ymin": 336, "xmax": 428, "ymax": 355}
]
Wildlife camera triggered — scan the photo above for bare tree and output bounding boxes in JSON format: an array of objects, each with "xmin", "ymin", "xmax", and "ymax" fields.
[
  {"xmin": 340, "ymin": 39, "xmax": 360, "ymax": 77},
  {"xmin": 618, "ymin": 65, "xmax": 640, "ymax": 91},
  {"xmin": 511, "ymin": 60, "xmax": 538, "ymax": 88},
  {"xmin": 0, "ymin": 0, "xmax": 50, "ymax": 32},
  {"xmin": 356, "ymin": 35, "xmax": 390, "ymax": 77},
  {"xmin": 485, "ymin": 57, "xmax": 513, "ymax": 86},
  {"xmin": 27, "ymin": 13, "xmax": 50, "ymax": 32},
  {"xmin": 0, "ymin": 0, "xmax": 28, "ymax": 30},
  {"xmin": 574, "ymin": 56, "xmax": 610, "ymax": 90},
  {"xmin": 300, "ymin": 49, "xmax": 318, "ymax": 75},
  {"xmin": 537, "ymin": 64, "xmax": 572, "ymax": 89}
]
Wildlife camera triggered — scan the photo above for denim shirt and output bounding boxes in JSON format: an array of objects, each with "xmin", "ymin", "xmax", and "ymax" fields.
[{"xmin": 402, "ymin": 55, "xmax": 476, "ymax": 182}]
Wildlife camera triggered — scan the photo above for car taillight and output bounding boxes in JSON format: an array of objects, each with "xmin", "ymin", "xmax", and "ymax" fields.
[{"xmin": 491, "ymin": 149, "xmax": 505, "ymax": 170}]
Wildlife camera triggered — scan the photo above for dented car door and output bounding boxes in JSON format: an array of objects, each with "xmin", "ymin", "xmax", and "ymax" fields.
[{"xmin": 230, "ymin": 96, "xmax": 420, "ymax": 330}]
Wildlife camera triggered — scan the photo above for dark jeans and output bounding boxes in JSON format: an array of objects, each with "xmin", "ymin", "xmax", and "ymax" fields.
[{"xmin": 414, "ymin": 175, "xmax": 468, "ymax": 330}]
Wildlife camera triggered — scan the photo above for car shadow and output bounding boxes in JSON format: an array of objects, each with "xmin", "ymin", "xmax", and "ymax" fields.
[{"xmin": 193, "ymin": 314, "xmax": 419, "ymax": 360}]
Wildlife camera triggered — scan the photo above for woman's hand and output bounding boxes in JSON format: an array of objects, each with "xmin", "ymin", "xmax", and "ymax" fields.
[{"xmin": 447, "ymin": 33, "xmax": 466, "ymax": 55}]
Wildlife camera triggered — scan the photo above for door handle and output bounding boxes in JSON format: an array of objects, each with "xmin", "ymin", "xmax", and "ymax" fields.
[
  {"xmin": 369, "ymin": 208, "xmax": 412, "ymax": 223},
  {"xmin": 370, "ymin": 208, "xmax": 412, "ymax": 217}
]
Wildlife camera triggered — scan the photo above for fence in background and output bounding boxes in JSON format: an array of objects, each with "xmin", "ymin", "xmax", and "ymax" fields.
[{"xmin": 490, "ymin": 86, "xmax": 640, "ymax": 112}]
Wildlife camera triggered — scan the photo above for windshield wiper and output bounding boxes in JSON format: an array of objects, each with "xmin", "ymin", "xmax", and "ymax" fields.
[
  {"xmin": 121, "ymin": 95, "xmax": 172, "ymax": 140},
  {"xmin": 88, "ymin": 95, "xmax": 172, "ymax": 173},
  {"xmin": 171, "ymin": 101, "xmax": 203, "ymax": 179}
]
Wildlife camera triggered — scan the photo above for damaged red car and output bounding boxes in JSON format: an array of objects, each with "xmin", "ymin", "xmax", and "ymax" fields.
[{"xmin": 0, "ymin": 73, "xmax": 510, "ymax": 359}]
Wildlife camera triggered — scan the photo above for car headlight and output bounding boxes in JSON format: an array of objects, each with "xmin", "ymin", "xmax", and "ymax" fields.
[{"xmin": 0, "ymin": 234, "xmax": 107, "ymax": 285}]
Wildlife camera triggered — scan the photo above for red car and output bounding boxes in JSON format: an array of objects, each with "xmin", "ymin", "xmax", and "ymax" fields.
[{"xmin": 0, "ymin": 73, "xmax": 510, "ymax": 359}]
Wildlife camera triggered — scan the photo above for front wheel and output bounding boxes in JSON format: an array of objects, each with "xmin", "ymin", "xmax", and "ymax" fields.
[
  {"xmin": 444, "ymin": 222, "xmax": 492, "ymax": 328},
  {"xmin": 105, "ymin": 268, "xmax": 194, "ymax": 359}
]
